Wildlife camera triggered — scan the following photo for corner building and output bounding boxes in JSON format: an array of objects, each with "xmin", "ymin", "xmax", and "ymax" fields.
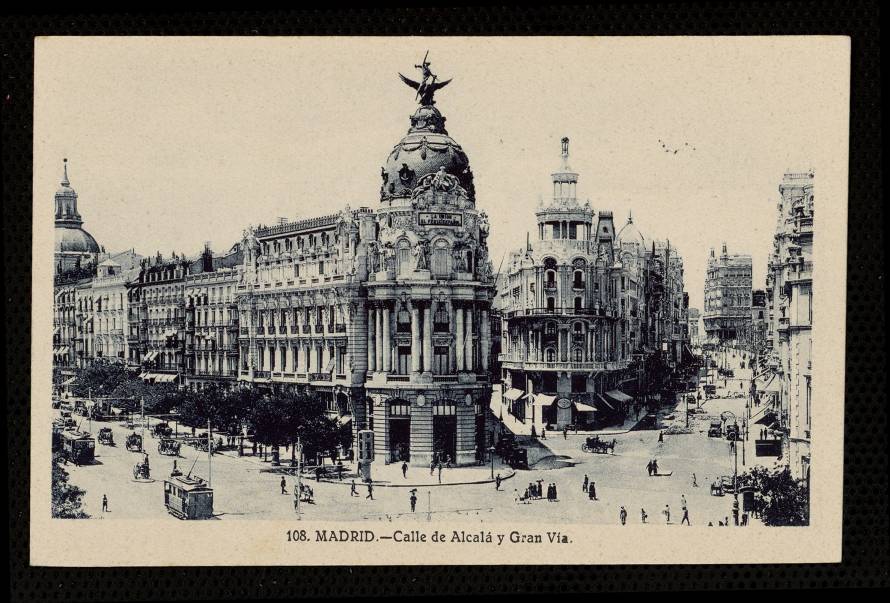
[{"xmin": 237, "ymin": 72, "xmax": 495, "ymax": 466}]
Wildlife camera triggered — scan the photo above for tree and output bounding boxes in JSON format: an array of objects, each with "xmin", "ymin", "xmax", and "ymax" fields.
[
  {"xmin": 71, "ymin": 359, "xmax": 131, "ymax": 398},
  {"xmin": 739, "ymin": 466, "xmax": 809, "ymax": 526},
  {"xmin": 51, "ymin": 453, "xmax": 89, "ymax": 518}
]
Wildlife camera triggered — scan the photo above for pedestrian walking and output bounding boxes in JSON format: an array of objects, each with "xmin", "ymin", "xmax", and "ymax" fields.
[
  {"xmin": 437, "ymin": 462, "xmax": 443, "ymax": 484},
  {"xmin": 541, "ymin": 427, "xmax": 546, "ymax": 439},
  {"xmin": 409, "ymin": 490, "xmax": 417, "ymax": 512},
  {"xmin": 280, "ymin": 476, "xmax": 287, "ymax": 495},
  {"xmin": 663, "ymin": 504, "xmax": 671, "ymax": 524},
  {"xmin": 350, "ymin": 479, "xmax": 358, "ymax": 497},
  {"xmin": 337, "ymin": 461, "xmax": 344, "ymax": 481},
  {"xmin": 646, "ymin": 460, "xmax": 653, "ymax": 476},
  {"xmin": 531, "ymin": 425, "xmax": 537, "ymax": 439},
  {"xmin": 495, "ymin": 473, "xmax": 502, "ymax": 491},
  {"xmin": 619, "ymin": 506, "xmax": 627, "ymax": 525},
  {"xmin": 652, "ymin": 459, "xmax": 659, "ymax": 475},
  {"xmin": 401, "ymin": 461, "xmax": 408, "ymax": 479},
  {"xmin": 588, "ymin": 481, "xmax": 597, "ymax": 501},
  {"xmin": 563, "ymin": 427, "xmax": 568, "ymax": 440},
  {"xmin": 658, "ymin": 430, "xmax": 664, "ymax": 443},
  {"xmin": 583, "ymin": 474, "xmax": 589, "ymax": 493},
  {"xmin": 641, "ymin": 508, "xmax": 647, "ymax": 523},
  {"xmin": 681, "ymin": 505, "xmax": 690, "ymax": 526},
  {"xmin": 692, "ymin": 473, "xmax": 698, "ymax": 488},
  {"xmin": 513, "ymin": 488, "xmax": 520, "ymax": 504},
  {"xmin": 552, "ymin": 483, "xmax": 558, "ymax": 501},
  {"xmin": 101, "ymin": 494, "xmax": 108, "ymax": 513},
  {"xmin": 681, "ymin": 494, "xmax": 687, "ymax": 508},
  {"xmin": 366, "ymin": 482, "xmax": 374, "ymax": 500}
]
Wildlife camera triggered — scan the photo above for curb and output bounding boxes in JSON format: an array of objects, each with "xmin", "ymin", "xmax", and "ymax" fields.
[{"xmin": 318, "ymin": 470, "xmax": 518, "ymax": 488}]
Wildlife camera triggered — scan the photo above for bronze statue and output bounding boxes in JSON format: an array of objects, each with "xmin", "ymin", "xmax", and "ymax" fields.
[{"xmin": 399, "ymin": 51, "xmax": 452, "ymax": 106}]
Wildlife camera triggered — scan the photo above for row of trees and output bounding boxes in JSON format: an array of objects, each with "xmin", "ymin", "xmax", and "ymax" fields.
[
  {"xmin": 738, "ymin": 466, "xmax": 809, "ymax": 526},
  {"xmin": 67, "ymin": 360, "xmax": 352, "ymax": 462}
]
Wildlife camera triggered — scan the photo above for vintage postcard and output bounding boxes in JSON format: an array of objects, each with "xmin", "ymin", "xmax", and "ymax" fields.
[{"xmin": 31, "ymin": 36, "xmax": 849, "ymax": 566}]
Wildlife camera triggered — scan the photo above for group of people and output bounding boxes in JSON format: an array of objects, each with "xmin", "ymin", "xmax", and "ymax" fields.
[
  {"xmin": 514, "ymin": 479, "xmax": 558, "ymax": 503},
  {"xmin": 618, "ymin": 497, "xmax": 690, "ymax": 525},
  {"xmin": 646, "ymin": 459, "xmax": 661, "ymax": 476},
  {"xmin": 582, "ymin": 474, "xmax": 598, "ymax": 500}
]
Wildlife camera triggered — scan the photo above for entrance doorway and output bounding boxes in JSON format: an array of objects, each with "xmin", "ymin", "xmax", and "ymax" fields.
[
  {"xmin": 388, "ymin": 400, "xmax": 410, "ymax": 463},
  {"xmin": 432, "ymin": 400, "xmax": 457, "ymax": 464},
  {"xmin": 556, "ymin": 398, "xmax": 573, "ymax": 428}
]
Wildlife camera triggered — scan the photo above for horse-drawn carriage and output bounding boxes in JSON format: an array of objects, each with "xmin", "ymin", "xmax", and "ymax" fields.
[
  {"xmin": 133, "ymin": 457, "xmax": 151, "ymax": 480},
  {"xmin": 158, "ymin": 437, "xmax": 181, "ymax": 456},
  {"xmin": 125, "ymin": 432, "xmax": 143, "ymax": 452},
  {"xmin": 581, "ymin": 435, "xmax": 616, "ymax": 454},
  {"xmin": 98, "ymin": 427, "xmax": 114, "ymax": 446},
  {"xmin": 152, "ymin": 422, "xmax": 173, "ymax": 438},
  {"xmin": 495, "ymin": 434, "xmax": 529, "ymax": 470}
]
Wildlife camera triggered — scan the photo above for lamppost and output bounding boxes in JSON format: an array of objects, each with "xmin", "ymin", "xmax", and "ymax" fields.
[
  {"xmin": 488, "ymin": 445, "xmax": 496, "ymax": 479},
  {"xmin": 721, "ymin": 410, "xmax": 740, "ymax": 525}
]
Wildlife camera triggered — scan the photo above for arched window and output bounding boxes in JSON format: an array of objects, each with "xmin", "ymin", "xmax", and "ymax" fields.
[
  {"xmin": 434, "ymin": 303, "xmax": 449, "ymax": 332},
  {"xmin": 574, "ymin": 296, "xmax": 583, "ymax": 312},
  {"xmin": 545, "ymin": 270, "xmax": 557, "ymax": 288},
  {"xmin": 431, "ymin": 240, "xmax": 450, "ymax": 276},
  {"xmin": 573, "ymin": 270, "xmax": 584, "ymax": 289},
  {"xmin": 397, "ymin": 239, "xmax": 412, "ymax": 276}
]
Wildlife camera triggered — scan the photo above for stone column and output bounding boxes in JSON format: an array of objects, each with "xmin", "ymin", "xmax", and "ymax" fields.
[
  {"xmin": 455, "ymin": 306, "xmax": 465, "ymax": 371},
  {"xmin": 447, "ymin": 301, "xmax": 456, "ymax": 372},
  {"xmin": 367, "ymin": 307, "xmax": 376, "ymax": 372},
  {"xmin": 375, "ymin": 307, "xmax": 383, "ymax": 371},
  {"xmin": 464, "ymin": 306, "xmax": 474, "ymax": 371},
  {"xmin": 381, "ymin": 304, "xmax": 391, "ymax": 372},
  {"xmin": 480, "ymin": 309, "xmax": 490, "ymax": 372},
  {"xmin": 410, "ymin": 305, "xmax": 421, "ymax": 373},
  {"xmin": 422, "ymin": 305, "xmax": 433, "ymax": 373}
]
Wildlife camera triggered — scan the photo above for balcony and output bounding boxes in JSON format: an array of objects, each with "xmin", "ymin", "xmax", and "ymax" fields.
[
  {"xmin": 302, "ymin": 325, "xmax": 311, "ymax": 334},
  {"xmin": 256, "ymin": 326, "xmax": 266, "ymax": 335},
  {"xmin": 498, "ymin": 354, "xmax": 626, "ymax": 372},
  {"xmin": 278, "ymin": 326, "xmax": 287, "ymax": 335},
  {"xmin": 290, "ymin": 325, "xmax": 299, "ymax": 334},
  {"xmin": 334, "ymin": 323, "xmax": 347, "ymax": 333},
  {"xmin": 309, "ymin": 372, "xmax": 332, "ymax": 382},
  {"xmin": 314, "ymin": 325, "xmax": 325, "ymax": 333}
]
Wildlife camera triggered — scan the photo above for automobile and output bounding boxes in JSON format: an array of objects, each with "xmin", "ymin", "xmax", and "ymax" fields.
[
  {"xmin": 707, "ymin": 421, "xmax": 723, "ymax": 437},
  {"xmin": 720, "ymin": 475, "xmax": 736, "ymax": 494},
  {"xmin": 98, "ymin": 427, "xmax": 114, "ymax": 446}
]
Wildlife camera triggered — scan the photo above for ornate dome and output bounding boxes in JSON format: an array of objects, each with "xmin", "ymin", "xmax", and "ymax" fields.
[
  {"xmin": 380, "ymin": 78, "xmax": 475, "ymax": 202},
  {"xmin": 616, "ymin": 211, "xmax": 647, "ymax": 248},
  {"xmin": 55, "ymin": 225, "xmax": 100, "ymax": 254}
]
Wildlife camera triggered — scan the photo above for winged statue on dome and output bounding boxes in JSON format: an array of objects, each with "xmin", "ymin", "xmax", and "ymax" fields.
[{"xmin": 399, "ymin": 51, "xmax": 452, "ymax": 106}]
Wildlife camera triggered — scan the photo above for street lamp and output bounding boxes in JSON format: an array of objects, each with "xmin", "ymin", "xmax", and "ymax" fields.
[
  {"xmin": 721, "ymin": 410, "xmax": 741, "ymax": 525},
  {"xmin": 488, "ymin": 445, "xmax": 496, "ymax": 479}
]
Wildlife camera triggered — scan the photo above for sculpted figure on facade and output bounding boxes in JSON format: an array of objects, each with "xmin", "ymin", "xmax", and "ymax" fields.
[{"xmin": 412, "ymin": 240, "xmax": 429, "ymax": 270}]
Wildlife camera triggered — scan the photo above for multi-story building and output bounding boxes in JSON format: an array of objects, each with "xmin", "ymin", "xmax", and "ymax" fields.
[
  {"xmin": 687, "ymin": 307, "xmax": 701, "ymax": 348},
  {"xmin": 184, "ymin": 244, "xmax": 244, "ymax": 391},
  {"xmin": 751, "ymin": 288, "xmax": 768, "ymax": 352},
  {"xmin": 704, "ymin": 243, "xmax": 753, "ymax": 346},
  {"xmin": 498, "ymin": 139, "xmax": 675, "ymax": 431},
  {"xmin": 765, "ymin": 171, "xmax": 814, "ymax": 481},
  {"xmin": 129, "ymin": 255, "xmax": 189, "ymax": 384},
  {"xmin": 236, "ymin": 68, "xmax": 495, "ymax": 466},
  {"xmin": 91, "ymin": 252, "xmax": 141, "ymax": 364}
]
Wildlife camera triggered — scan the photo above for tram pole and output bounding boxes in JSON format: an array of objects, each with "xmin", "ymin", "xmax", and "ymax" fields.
[
  {"xmin": 207, "ymin": 418, "xmax": 212, "ymax": 487},
  {"xmin": 296, "ymin": 437, "xmax": 302, "ymax": 518}
]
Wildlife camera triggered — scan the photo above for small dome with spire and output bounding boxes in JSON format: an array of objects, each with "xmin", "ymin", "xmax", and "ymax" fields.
[
  {"xmin": 617, "ymin": 210, "xmax": 648, "ymax": 248},
  {"xmin": 54, "ymin": 159, "xmax": 100, "ymax": 268}
]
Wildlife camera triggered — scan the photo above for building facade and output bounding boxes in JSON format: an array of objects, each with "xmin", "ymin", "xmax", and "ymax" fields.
[
  {"xmin": 765, "ymin": 171, "xmax": 814, "ymax": 481},
  {"xmin": 687, "ymin": 307, "xmax": 701, "ymax": 348},
  {"xmin": 704, "ymin": 243, "xmax": 753, "ymax": 346},
  {"xmin": 235, "ymin": 69, "xmax": 495, "ymax": 466},
  {"xmin": 497, "ymin": 139, "xmax": 689, "ymax": 431}
]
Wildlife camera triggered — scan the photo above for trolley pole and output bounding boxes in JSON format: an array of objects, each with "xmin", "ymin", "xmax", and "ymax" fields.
[
  {"xmin": 207, "ymin": 418, "xmax": 212, "ymax": 487},
  {"xmin": 140, "ymin": 397, "xmax": 145, "ymax": 449},
  {"xmin": 296, "ymin": 437, "xmax": 302, "ymax": 518}
]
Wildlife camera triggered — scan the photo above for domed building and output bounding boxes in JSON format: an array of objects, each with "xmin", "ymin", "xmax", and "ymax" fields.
[
  {"xmin": 234, "ymin": 55, "xmax": 495, "ymax": 469},
  {"xmin": 54, "ymin": 159, "xmax": 100, "ymax": 276}
]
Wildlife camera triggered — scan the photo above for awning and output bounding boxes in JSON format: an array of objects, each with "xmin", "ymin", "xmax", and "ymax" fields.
[
  {"xmin": 503, "ymin": 388, "xmax": 525, "ymax": 402},
  {"xmin": 338, "ymin": 416, "xmax": 352, "ymax": 427},
  {"xmin": 158, "ymin": 374, "xmax": 178, "ymax": 383},
  {"xmin": 574, "ymin": 402, "xmax": 597, "ymax": 413},
  {"xmin": 324, "ymin": 357, "xmax": 336, "ymax": 373},
  {"xmin": 755, "ymin": 410, "xmax": 778, "ymax": 426},
  {"xmin": 595, "ymin": 394, "xmax": 615, "ymax": 411},
  {"xmin": 148, "ymin": 351, "xmax": 160, "ymax": 362},
  {"xmin": 605, "ymin": 389, "xmax": 633, "ymax": 403},
  {"xmin": 533, "ymin": 394, "xmax": 556, "ymax": 407},
  {"xmin": 61, "ymin": 377, "xmax": 76, "ymax": 386},
  {"xmin": 53, "ymin": 327, "xmax": 60, "ymax": 335},
  {"xmin": 757, "ymin": 373, "xmax": 781, "ymax": 393},
  {"xmin": 164, "ymin": 329, "xmax": 176, "ymax": 337}
]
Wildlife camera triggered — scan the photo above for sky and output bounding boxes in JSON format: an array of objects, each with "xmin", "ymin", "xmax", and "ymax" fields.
[{"xmin": 35, "ymin": 37, "xmax": 848, "ymax": 311}]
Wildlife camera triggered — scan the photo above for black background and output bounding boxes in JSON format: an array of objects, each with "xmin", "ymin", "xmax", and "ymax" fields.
[{"xmin": 4, "ymin": 4, "xmax": 886, "ymax": 598}]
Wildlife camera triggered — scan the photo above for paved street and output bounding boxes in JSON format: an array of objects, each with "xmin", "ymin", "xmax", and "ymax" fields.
[{"xmin": 58, "ymin": 384, "xmax": 776, "ymax": 525}]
